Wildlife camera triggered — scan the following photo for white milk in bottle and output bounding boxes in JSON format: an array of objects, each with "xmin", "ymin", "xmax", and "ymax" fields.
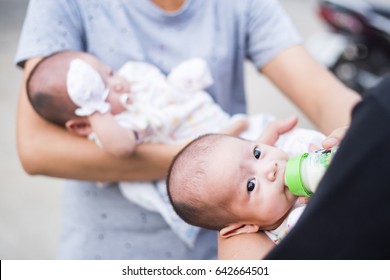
[{"xmin": 285, "ymin": 147, "xmax": 338, "ymax": 196}]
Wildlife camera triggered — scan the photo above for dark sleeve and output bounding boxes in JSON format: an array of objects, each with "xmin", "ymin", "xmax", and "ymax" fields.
[{"xmin": 266, "ymin": 75, "xmax": 390, "ymax": 259}]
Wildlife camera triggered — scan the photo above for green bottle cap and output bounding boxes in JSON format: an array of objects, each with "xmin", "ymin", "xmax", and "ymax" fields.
[{"xmin": 285, "ymin": 153, "xmax": 313, "ymax": 197}]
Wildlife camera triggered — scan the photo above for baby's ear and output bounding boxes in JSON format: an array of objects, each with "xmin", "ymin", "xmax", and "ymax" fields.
[
  {"xmin": 219, "ymin": 223, "xmax": 260, "ymax": 239},
  {"xmin": 65, "ymin": 118, "xmax": 92, "ymax": 136}
]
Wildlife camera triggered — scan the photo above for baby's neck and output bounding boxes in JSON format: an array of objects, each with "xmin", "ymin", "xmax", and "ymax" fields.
[{"xmin": 260, "ymin": 198, "xmax": 298, "ymax": 231}]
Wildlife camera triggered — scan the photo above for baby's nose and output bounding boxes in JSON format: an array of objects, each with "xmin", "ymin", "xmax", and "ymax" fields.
[{"xmin": 266, "ymin": 162, "xmax": 278, "ymax": 182}]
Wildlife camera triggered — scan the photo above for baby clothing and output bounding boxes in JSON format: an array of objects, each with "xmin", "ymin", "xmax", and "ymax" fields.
[
  {"xmin": 114, "ymin": 58, "xmax": 236, "ymax": 144},
  {"xmin": 265, "ymin": 202, "xmax": 306, "ymax": 245}
]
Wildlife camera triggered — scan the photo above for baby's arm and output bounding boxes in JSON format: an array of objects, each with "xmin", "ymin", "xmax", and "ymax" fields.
[{"xmin": 89, "ymin": 112, "xmax": 137, "ymax": 158}]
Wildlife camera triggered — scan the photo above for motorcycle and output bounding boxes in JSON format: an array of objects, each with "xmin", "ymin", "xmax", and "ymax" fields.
[{"xmin": 306, "ymin": 0, "xmax": 390, "ymax": 96}]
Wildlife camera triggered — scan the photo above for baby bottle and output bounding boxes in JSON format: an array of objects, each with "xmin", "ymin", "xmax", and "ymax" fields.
[{"xmin": 284, "ymin": 146, "xmax": 338, "ymax": 196}]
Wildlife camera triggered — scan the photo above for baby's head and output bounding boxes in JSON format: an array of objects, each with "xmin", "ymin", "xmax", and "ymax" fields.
[
  {"xmin": 167, "ymin": 134, "xmax": 297, "ymax": 238},
  {"xmin": 27, "ymin": 50, "xmax": 130, "ymax": 135},
  {"xmin": 27, "ymin": 51, "xmax": 80, "ymax": 127}
]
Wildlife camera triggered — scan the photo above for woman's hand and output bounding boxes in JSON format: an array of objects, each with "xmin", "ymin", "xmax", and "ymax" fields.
[
  {"xmin": 299, "ymin": 126, "xmax": 348, "ymax": 205},
  {"xmin": 262, "ymin": 45, "xmax": 360, "ymax": 134},
  {"xmin": 322, "ymin": 126, "xmax": 348, "ymax": 149}
]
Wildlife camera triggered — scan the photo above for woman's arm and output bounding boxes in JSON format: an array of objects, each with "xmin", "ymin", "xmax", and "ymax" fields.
[
  {"xmin": 218, "ymin": 232, "xmax": 275, "ymax": 260},
  {"xmin": 17, "ymin": 58, "xmax": 179, "ymax": 181},
  {"xmin": 262, "ymin": 45, "xmax": 361, "ymax": 134}
]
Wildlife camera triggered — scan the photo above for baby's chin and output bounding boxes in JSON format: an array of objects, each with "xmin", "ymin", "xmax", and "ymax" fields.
[
  {"xmin": 283, "ymin": 184, "xmax": 297, "ymax": 201},
  {"xmin": 280, "ymin": 163, "xmax": 301, "ymax": 203},
  {"xmin": 282, "ymin": 176, "xmax": 298, "ymax": 203}
]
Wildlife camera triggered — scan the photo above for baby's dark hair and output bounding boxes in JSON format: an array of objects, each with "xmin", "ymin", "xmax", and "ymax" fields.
[
  {"xmin": 167, "ymin": 134, "xmax": 239, "ymax": 231},
  {"xmin": 26, "ymin": 51, "xmax": 84, "ymax": 127}
]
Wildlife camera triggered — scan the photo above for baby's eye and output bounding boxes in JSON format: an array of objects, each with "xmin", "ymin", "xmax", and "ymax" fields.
[
  {"xmin": 247, "ymin": 179, "xmax": 256, "ymax": 192},
  {"xmin": 253, "ymin": 147, "xmax": 261, "ymax": 159}
]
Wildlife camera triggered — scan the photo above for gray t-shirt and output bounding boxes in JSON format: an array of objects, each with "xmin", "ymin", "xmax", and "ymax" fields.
[{"xmin": 16, "ymin": 0, "xmax": 301, "ymax": 259}]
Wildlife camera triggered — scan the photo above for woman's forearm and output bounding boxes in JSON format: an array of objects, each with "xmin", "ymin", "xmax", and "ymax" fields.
[
  {"xmin": 17, "ymin": 58, "xmax": 176, "ymax": 181},
  {"xmin": 262, "ymin": 45, "xmax": 361, "ymax": 134}
]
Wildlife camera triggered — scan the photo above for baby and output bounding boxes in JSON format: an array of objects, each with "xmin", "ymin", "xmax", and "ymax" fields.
[
  {"xmin": 27, "ymin": 51, "xmax": 248, "ymax": 157},
  {"xmin": 167, "ymin": 131, "xmax": 325, "ymax": 244}
]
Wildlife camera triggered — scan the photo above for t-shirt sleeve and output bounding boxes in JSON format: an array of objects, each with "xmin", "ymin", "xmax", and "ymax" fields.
[
  {"xmin": 245, "ymin": 0, "xmax": 302, "ymax": 69},
  {"xmin": 15, "ymin": 0, "xmax": 84, "ymax": 67}
]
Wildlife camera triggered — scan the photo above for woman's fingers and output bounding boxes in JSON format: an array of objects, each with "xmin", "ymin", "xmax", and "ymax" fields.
[{"xmin": 322, "ymin": 126, "xmax": 348, "ymax": 149}]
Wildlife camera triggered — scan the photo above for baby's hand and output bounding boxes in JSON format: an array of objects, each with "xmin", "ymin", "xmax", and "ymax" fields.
[
  {"xmin": 257, "ymin": 116, "xmax": 298, "ymax": 145},
  {"xmin": 119, "ymin": 93, "xmax": 134, "ymax": 108}
]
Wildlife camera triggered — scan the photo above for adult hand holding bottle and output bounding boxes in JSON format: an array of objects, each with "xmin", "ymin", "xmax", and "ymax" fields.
[{"xmin": 322, "ymin": 126, "xmax": 348, "ymax": 149}]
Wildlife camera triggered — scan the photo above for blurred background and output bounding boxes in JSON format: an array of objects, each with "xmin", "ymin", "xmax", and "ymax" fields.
[
  {"xmin": 0, "ymin": 0, "xmax": 64, "ymax": 259},
  {"xmin": 0, "ymin": 0, "xmax": 386, "ymax": 259}
]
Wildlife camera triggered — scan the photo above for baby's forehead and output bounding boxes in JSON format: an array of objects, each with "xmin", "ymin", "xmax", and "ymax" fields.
[
  {"xmin": 206, "ymin": 136, "xmax": 256, "ymax": 179},
  {"xmin": 213, "ymin": 135, "xmax": 247, "ymax": 150},
  {"xmin": 210, "ymin": 137, "xmax": 253, "ymax": 162},
  {"xmin": 204, "ymin": 155, "xmax": 240, "ymax": 196}
]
